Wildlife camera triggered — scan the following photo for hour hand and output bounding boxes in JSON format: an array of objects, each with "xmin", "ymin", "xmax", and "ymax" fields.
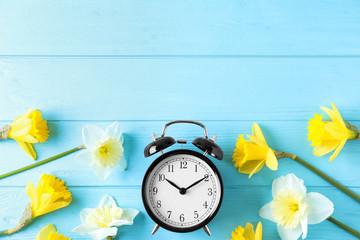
[{"xmin": 165, "ymin": 178, "xmax": 181, "ymax": 190}]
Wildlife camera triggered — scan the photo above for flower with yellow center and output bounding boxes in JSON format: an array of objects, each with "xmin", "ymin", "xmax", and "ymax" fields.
[
  {"xmin": 260, "ymin": 174, "xmax": 334, "ymax": 240},
  {"xmin": 307, "ymin": 103, "xmax": 358, "ymax": 162},
  {"xmin": 229, "ymin": 222, "xmax": 262, "ymax": 240},
  {"xmin": 232, "ymin": 123, "xmax": 278, "ymax": 178},
  {"xmin": 3, "ymin": 108, "xmax": 49, "ymax": 160},
  {"xmin": 72, "ymin": 195, "xmax": 139, "ymax": 240},
  {"xmin": 75, "ymin": 121, "xmax": 126, "ymax": 180},
  {"xmin": 36, "ymin": 224, "xmax": 71, "ymax": 240},
  {"xmin": 26, "ymin": 173, "xmax": 72, "ymax": 218}
]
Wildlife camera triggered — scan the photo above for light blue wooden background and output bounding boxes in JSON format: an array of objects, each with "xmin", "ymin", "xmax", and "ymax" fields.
[{"xmin": 0, "ymin": 0, "xmax": 360, "ymax": 239}]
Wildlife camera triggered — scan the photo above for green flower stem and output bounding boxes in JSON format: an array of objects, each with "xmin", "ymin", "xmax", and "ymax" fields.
[
  {"xmin": 328, "ymin": 216, "xmax": 360, "ymax": 238},
  {"xmin": 0, "ymin": 230, "xmax": 6, "ymax": 236},
  {"xmin": 276, "ymin": 151, "xmax": 360, "ymax": 203},
  {"xmin": 0, "ymin": 145, "xmax": 85, "ymax": 180}
]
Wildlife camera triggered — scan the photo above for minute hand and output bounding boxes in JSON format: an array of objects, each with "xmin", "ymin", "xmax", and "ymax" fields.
[{"xmin": 185, "ymin": 176, "xmax": 207, "ymax": 191}]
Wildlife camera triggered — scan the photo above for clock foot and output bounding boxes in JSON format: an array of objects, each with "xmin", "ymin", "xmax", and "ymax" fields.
[
  {"xmin": 151, "ymin": 224, "xmax": 160, "ymax": 235},
  {"xmin": 202, "ymin": 225, "xmax": 211, "ymax": 236}
]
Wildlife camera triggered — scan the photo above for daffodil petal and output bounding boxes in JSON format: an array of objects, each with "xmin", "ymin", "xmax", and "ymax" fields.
[
  {"xmin": 272, "ymin": 174, "xmax": 306, "ymax": 197},
  {"xmin": 80, "ymin": 208, "xmax": 93, "ymax": 223},
  {"xmin": 89, "ymin": 227, "xmax": 118, "ymax": 240},
  {"xmin": 247, "ymin": 135, "xmax": 267, "ymax": 148},
  {"xmin": 259, "ymin": 202, "xmax": 276, "ymax": 223},
  {"xmin": 82, "ymin": 125, "xmax": 105, "ymax": 149},
  {"xmin": 72, "ymin": 223, "xmax": 99, "ymax": 236},
  {"xmin": 265, "ymin": 149, "xmax": 278, "ymax": 170},
  {"xmin": 277, "ymin": 224, "xmax": 302, "ymax": 240},
  {"xmin": 105, "ymin": 122, "xmax": 123, "ymax": 140},
  {"xmin": 117, "ymin": 157, "xmax": 127, "ymax": 170},
  {"xmin": 329, "ymin": 138, "xmax": 347, "ymax": 162},
  {"xmin": 36, "ymin": 224, "xmax": 57, "ymax": 240},
  {"xmin": 325, "ymin": 122, "xmax": 355, "ymax": 139},
  {"xmin": 252, "ymin": 123, "xmax": 267, "ymax": 145},
  {"xmin": 16, "ymin": 140, "xmax": 37, "ymax": 160},
  {"xmin": 99, "ymin": 195, "xmax": 117, "ymax": 208},
  {"xmin": 313, "ymin": 141, "xmax": 339, "ymax": 156},
  {"xmin": 91, "ymin": 164, "xmax": 112, "ymax": 180},
  {"xmin": 25, "ymin": 181, "xmax": 38, "ymax": 210},
  {"xmin": 243, "ymin": 222, "xmax": 255, "ymax": 240},
  {"xmin": 248, "ymin": 161, "xmax": 265, "ymax": 178},
  {"xmin": 75, "ymin": 149, "xmax": 95, "ymax": 166},
  {"xmin": 300, "ymin": 216, "xmax": 308, "ymax": 239},
  {"xmin": 320, "ymin": 105, "xmax": 339, "ymax": 124},
  {"xmin": 255, "ymin": 222, "xmax": 262, "ymax": 240},
  {"xmin": 305, "ymin": 192, "xmax": 334, "ymax": 225},
  {"xmin": 238, "ymin": 160, "xmax": 264, "ymax": 174},
  {"xmin": 330, "ymin": 102, "xmax": 346, "ymax": 128},
  {"xmin": 118, "ymin": 208, "xmax": 139, "ymax": 225}
]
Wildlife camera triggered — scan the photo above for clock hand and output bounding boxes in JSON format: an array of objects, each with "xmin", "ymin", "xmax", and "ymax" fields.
[
  {"xmin": 165, "ymin": 178, "xmax": 181, "ymax": 191},
  {"xmin": 185, "ymin": 176, "xmax": 207, "ymax": 191}
]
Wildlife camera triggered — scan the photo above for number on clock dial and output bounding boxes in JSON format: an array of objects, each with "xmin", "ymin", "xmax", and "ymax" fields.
[{"xmin": 146, "ymin": 156, "xmax": 221, "ymax": 228}]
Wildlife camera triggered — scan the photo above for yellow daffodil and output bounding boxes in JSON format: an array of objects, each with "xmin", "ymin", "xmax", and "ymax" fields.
[
  {"xmin": 229, "ymin": 222, "xmax": 262, "ymax": 240},
  {"xmin": 26, "ymin": 173, "xmax": 72, "ymax": 217},
  {"xmin": 75, "ymin": 121, "xmax": 126, "ymax": 180},
  {"xmin": 232, "ymin": 123, "xmax": 278, "ymax": 178},
  {"xmin": 36, "ymin": 224, "xmax": 71, "ymax": 240},
  {"xmin": 0, "ymin": 173, "xmax": 72, "ymax": 236},
  {"xmin": 260, "ymin": 174, "xmax": 334, "ymax": 240},
  {"xmin": 308, "ymin": 103, "xmax": 358, "ymax": 162},
  {"xmin": 4, "ymin": 108, "xmax": 49, "ymax": 160},
  {"xmin": 73, "ymin": 195, "xmax": 139, "ymax": 240}
]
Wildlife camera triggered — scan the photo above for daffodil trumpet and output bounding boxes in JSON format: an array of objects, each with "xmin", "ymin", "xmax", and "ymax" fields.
[
  {"xmin": 232, "ymin": 123, "xmax": 360, "ymax": 203},
  {"xmin": 0, "ymin": 174, "xmax": 72, "ymax": 237},
  {"xmin": 0, "ymin": 145, "xmax": 85, "ymax": 180}
]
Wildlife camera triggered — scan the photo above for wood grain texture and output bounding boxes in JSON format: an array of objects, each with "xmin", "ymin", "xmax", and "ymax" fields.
[
  {"xmin": 0, "ymin": 187, "xmax": 358, "ymax": 240},
  {"xmin": 1, "ymin": 57, "xmax": 360, "ymax": 121},
  {"xmin": 1, "ymin": 0, "xmax": 360, "ymax": 239},
  {"xmin": 0, "ymin": 0, "xmax": 359, "ymax": 55},
  {"xmin": 1, "ymin": 121, "xmax": 360, "ymax": 188}
]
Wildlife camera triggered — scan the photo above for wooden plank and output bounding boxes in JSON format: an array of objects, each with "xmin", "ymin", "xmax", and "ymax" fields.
[
  {"xmin": 0, "ymin": 0, "xmax": 360, "ymax": 55},
  {"xmin": 1, "ymin": 121, "xmax": 359, "ymax": 187},
  {"xmin": 1, "ymin": 57, "xmax": 360, "ymax": 121},
  {"xmin": 0, "ymin": 186, "xmax": 357, "ymax": 239}
]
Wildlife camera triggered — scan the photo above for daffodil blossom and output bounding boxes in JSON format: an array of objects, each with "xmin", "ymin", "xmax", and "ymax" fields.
[
  {"xmin": 72, "ymin": 195, "xmax": 139, "ymax": 240},
  {"xmin": 307, "ymin": 103, "xmax": 359, "ymax": 162},
  {"xmin": 75, "ymin": 121, "xmax": 126, "ymax": 180},
  {"xmin": 259, "ymin": 174, "xmax": 334, "ymax": 240}
]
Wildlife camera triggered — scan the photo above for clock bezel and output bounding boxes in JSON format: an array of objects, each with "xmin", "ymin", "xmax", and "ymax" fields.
[{"xmin": 142, "ymin": 149, "xmax": 224, "ymax": 233}]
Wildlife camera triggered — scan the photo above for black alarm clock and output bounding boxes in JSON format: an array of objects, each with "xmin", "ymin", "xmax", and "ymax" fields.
[{"xmin": 142, "ymin": 120, "xmax": 224, "ymax": 236}]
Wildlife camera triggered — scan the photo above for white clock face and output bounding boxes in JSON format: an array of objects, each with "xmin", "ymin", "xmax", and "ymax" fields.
[{"xmin": 143, "ymin": 152, "xmax": 222, "ymax": 231}]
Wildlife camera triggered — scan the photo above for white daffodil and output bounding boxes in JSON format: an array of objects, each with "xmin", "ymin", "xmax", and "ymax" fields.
[
  {"xmin": 75, "ymin": 121, "xmax": 126, "ymax": 180},
  {"xmin": 72, "ymin": 195, "xmax": 139, "ymax": 240},
  {"xmin": 259, "ymin": 174, "xmax": 334, "ymax": 240}
]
